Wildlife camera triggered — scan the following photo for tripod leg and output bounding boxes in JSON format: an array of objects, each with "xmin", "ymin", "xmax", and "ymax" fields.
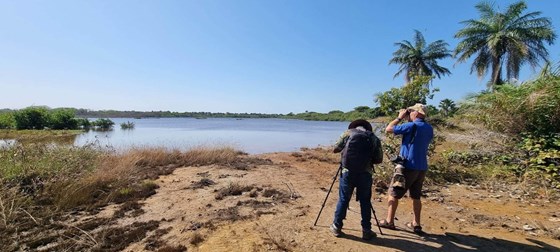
[
  {"xmin": 313, "ymin": 166, "xmax": 341, "ymax": 226},
  {"xmin": 371, "ymin": 205, "xmax": 383, "ymax": 235}
]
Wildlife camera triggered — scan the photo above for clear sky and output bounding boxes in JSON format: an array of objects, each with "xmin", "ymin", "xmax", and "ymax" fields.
[{"xmin": 1, "ymin": 0, "xmax": 559, "ymax": 114}]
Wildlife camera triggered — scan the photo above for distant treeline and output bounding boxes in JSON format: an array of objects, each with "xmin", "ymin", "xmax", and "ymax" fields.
[
  {"xmin": 1, "ymin": 107, "xmax": 387, "ymax": 123},
  {"xmin": 283, "ymin": 106, "xmax": 384, "ymax": 121},
  {"xmin": 71, "ymin": 109, "xmax": 282, "ymax": 119}
]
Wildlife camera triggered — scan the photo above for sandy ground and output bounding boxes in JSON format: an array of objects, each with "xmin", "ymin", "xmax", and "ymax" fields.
[{"xmin": 84, "ymin": 149, "xmax": 560, "ymax": 252}]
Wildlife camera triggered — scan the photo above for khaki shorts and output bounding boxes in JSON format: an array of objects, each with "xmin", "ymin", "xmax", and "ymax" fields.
[{"xmin": 389, "ymin": 169, "xmax": 426, "ymax": 200}]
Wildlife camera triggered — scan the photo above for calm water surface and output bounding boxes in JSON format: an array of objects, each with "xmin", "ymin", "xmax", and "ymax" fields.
[{"xmin": 74, "ymin": 118, "xmax": 353, "ymax": 154}]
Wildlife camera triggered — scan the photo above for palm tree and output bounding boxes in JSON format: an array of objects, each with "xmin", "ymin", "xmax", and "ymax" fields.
[
  {"xmin": 439, "ymin": 98, "xmax": 457, "ymax": 117},
  {"xmin": 389, "ymin": 30, "xmax": 452, "ymax": 83},
  {"xmin": 454, "ymin": 1, "xmax": 556, "ymax": 89}
]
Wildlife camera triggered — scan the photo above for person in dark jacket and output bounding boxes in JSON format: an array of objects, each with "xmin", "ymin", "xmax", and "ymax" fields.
[{"xmin": 330, "ymin": 119, "xmax": 383, "ymax": 240}]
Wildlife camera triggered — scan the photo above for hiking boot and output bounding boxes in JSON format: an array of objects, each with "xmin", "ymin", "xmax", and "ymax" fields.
[
  {"xmin": 330, "ymin": 223, "xmax": 342, "ymax": 237},
  {"xmin": 362, "ymin": 229, "xmax": 377, "ymax": 240}
]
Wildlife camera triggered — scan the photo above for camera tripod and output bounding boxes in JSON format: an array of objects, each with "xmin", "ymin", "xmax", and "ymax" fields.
[{"xmin": 313, "ymin": 165, "xmax": 383, "ymax": 235}]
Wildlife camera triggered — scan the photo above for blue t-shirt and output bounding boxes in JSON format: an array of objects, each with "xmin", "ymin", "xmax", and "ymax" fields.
[{"xmin": 393, "ymin": 119, "xmax": 434, "ymax": 170}]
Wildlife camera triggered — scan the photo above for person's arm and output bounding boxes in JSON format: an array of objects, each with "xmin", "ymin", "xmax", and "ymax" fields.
[
  {"xmin": 385, "ymin": 109, "xmax": 408, "ymax": 134},
  {"xmin": 333, "ymin": 131, "xmax": 350, "ymax": 153}
]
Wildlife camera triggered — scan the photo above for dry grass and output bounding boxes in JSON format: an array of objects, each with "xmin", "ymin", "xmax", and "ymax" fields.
[
  {"xmin": 215, "ymin": 183, "xmax": 255, "ymax": 200},
  {"xmin": 189, "ymin": 232, "xmax": 205, "ymax": 245},
  {"xmin": 156, "ymin": 245, "xmax": 188, "ymax": 252},
  {"xmin": 0, "ymin": 143, "xmax": 247, "ymax": 251}
]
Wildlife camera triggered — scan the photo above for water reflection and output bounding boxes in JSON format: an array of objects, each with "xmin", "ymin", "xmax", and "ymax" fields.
[{"xmin": 0, "ymin": 134, "xmax": 78, "ymax": 146}]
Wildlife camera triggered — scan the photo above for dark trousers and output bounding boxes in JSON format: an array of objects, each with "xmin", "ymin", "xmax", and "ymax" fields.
[{"xmin": 333, "ymin": 171, "xmax": 372, "ymax": 231}]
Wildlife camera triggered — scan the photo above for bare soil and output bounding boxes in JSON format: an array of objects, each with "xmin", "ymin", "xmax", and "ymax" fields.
[{"xmin": 56, "ymin": 148, "xmax": 560, "ymax": 252}]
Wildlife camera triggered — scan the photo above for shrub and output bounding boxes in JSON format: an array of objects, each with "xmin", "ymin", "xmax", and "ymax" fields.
[
  {"xmin": 76, "ymin": 118, "xmax": 91, "ymax": 129},
  {"xmin": 92, "ymin": 118, "xmax": 114, "ymax": 130},
  {"xmin": 375, "ymin": 75, "xmax": 439, "ymax": 115},
  {"xmin": 0, "ymin": 112, "xmax": 15, "ymax": 129},
  {"xmin": 13, "ymin": 107, "xmax": 49, "ymax": 130},
  {"xmin": 49, "ymin": 109, "xmax": 78, "ymax": 130},
  {"xmin": 120, "ymin": 121, "xmax": 135, "ymax": 129},
  {"xmin": 519, "ymin": 133, "xmax": 560, "ymax": 180},
  {"xmin": 461, "ymin": 75, "xmax": 560, "ymax": 135}
]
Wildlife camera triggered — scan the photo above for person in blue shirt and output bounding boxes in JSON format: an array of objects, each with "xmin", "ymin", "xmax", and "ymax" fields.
[{"xmin": 380, "ymin": 103, "xmax": 433, "ymax": 234}]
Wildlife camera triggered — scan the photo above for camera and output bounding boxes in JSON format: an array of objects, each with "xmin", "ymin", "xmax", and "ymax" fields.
[{"xmin": 390, "ymin": 155, "xmax": 406, "ymax": 165}]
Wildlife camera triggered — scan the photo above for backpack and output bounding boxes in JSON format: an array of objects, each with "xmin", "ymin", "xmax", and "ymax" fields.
[{"xmin": 341, "ymin": 129, "xmax": 376, "ymax": 172}]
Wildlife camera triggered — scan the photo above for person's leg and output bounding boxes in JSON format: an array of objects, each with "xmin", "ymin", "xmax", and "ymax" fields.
[
  {"xmin": 412, "ymin": 199, "xmax": 421, "ymax": 226},
  {"xmin": 386, "ymin": 170, "xmax": 407, "ymax": 224},
  {"xmin": 356, "ymin": 173, "xmax": 372, "ymax": 231},
  {"xmin": 333, "ymin": 172, "xmax": 354, "ymax": 229},
  {"xmin": 408, "ymin": 170, "xmax": 426, "ymax": 227},
  {"xmin": 386, "ymin": 195, "xmax": 398, "ymax": 224}
]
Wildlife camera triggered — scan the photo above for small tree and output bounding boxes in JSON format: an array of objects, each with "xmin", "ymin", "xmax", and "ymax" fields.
[
  {"xmin": 439, "ymin": 99, "xmax": 458, "ymax": 117},
  {"xmin": 49, "ymin": 109, "xmax": 78, "ymax": 130},
  {"xmin": 92, "ymin": 118, "xmax": 115, "ymax": 130},
  {"xmin": 375, "ymin": 76, "xmax": 439, "ymax": 115},
  {"xmin": 0, "ymin": 112, "xmax": 15, "ymax": 129},
  {"xmin": 13, "ymin": 107, "xmax": 50, "ymax": 130},
  {"xmin": 76, "ymin": 118, "xmax": 91, "ymax": 129}
]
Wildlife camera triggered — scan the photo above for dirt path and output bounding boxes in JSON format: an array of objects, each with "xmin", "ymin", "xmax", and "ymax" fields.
[{"xmin": 91, "ymin": 150, "xmax": 560, "ymax": 252}]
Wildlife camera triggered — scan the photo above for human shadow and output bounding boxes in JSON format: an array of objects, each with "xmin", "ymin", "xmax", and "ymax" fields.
[{"xmin": 338, "ymin": 230, "xmax": 559, "ymax": 252}]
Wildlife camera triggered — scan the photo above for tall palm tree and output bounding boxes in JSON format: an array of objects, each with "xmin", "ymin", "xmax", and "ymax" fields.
[
  {"xmin": 389, "ymin": 30, "xmax": 452, "ymax": 83},
  {"xmin": 454, "ymin": 1, "xmax": 556, "ymax": 88}
]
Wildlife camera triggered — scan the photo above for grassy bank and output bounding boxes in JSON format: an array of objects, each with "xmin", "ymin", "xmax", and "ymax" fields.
[{"xmin": 0, "ymin": 143, "xmax": 257, "ymax": 251}]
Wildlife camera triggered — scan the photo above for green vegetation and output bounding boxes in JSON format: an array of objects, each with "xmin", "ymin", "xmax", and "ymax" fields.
[
  {"xmin": 454, "ymin": 1, "xmax": 556, "ymax": 88},
  {"xmin": 389, "ymin": 30, "xmax": 452, "ymax": 82},
  {"xmin": 456, "ymin": 68, "xmax": 560, "ymax": 184},
  {"xmin": 13, "ymin": 106, "xmax": 50, "ymax": 130},
  {"xmin": 2, "ymin": 107, "xmax": 80, "ymax": 130},
  {"xmin": 374, "ymin": 75, "xmax": 439, "ymax": 116},
  {"xmin": 72, "ymin": 109, "xmax": 282, "ymax": 119},
  {"xmin": 49, "ymin": 108, "xmax": 79, "ymax": 130},
  {"xmin": 0, "ymin": 113, "xmax": 14, "ymax": 129},
  {"xmin": 92, "ymin": 118, "xmax": 115, "ymax": 130},
  {"xmin": 282, "ymin": 106, "xmax": 382, "ymax": 121},
  {"xmin": 121, "ymin": 121, "xmax": 135, "ymax": 129},
  {"xmin": 438, "ymin": 99, "xmax": 458, "ymax": 118},
  {"xmin": 462, "ymin": 70, "xmax": 560, "ymax": 135}
]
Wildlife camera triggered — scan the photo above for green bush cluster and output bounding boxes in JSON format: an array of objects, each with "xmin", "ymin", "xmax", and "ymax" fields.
[
  {"xmin": 462, "ymin": 75, "xmax": 560, "ymax": 135},
  {"xmin": 0, "ymin": 107, "xmax": 117, "ymax": 131},
  {"xmin": 375, "ymin": 76, "xmax": 439, "ymax": 116},
  {"xmin": 519, "ymin": 134, "xmax": 560, "ymax": 179},
  {"xmin": 0, "ymin": 113, "xmax": 14, "ymax": 129},
  {"xmin": 92, "ymin": 118, "xmax": 115, "ymax": 130},
  {"xmin": 120, "ymin": 121, "xmax": 135, "ymax": 129},
  {"xmin": 2, "ymin": 107, "xmax": 80, "ymax": 130}
]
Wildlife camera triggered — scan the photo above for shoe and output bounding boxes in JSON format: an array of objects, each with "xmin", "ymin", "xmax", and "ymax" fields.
[
  {"xmin": 379, "ymin": 219, "xmax": 396, "ymax": 230},
  {"xmin": 406, "ymin": 222, "xmax": 424, "ymax": 235},
  {"xmin": 362, "ymin": 229, "xmax": 377, "ymax": 240},
  {"xmin": 330, "ymin": 223, "xmax": 342, "ymax": 237}
]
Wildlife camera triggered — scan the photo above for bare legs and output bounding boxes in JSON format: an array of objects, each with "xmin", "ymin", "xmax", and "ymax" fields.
[
  {"xmin": 385, "ymin": 196, "xmax": 422, "ymax": 226},
  {"xmin": 385, "ymin": 196, "xmax": 398, "ymax": 223},
  {"xmin": 412, "ymin": 198, "xmax": 421, "ymax": 226}
]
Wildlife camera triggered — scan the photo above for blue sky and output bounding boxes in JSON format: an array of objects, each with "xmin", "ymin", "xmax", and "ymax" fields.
[{"xmin": 1, "ymin": 0, "xmax": 559, "ymax": 114}]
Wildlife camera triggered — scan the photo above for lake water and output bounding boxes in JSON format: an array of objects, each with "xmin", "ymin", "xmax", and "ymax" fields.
[{"xmin": 73, "ymin": 118, "xmax": 354, "ymax": 154}]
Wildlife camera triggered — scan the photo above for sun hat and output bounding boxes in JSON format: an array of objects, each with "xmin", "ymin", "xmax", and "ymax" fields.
[
  {"xmin": 407, "ymin": 103, "xmax": 428, "ymax": 116},
  {"xmin": 348, "ymin": 119, "xmax": 373, "ymax": 132}
]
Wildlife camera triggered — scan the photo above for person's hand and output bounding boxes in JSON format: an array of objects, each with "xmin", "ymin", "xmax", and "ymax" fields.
[{"xmin": 397, "ymin": 109, "xmax": 408, "ymax": 119}]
